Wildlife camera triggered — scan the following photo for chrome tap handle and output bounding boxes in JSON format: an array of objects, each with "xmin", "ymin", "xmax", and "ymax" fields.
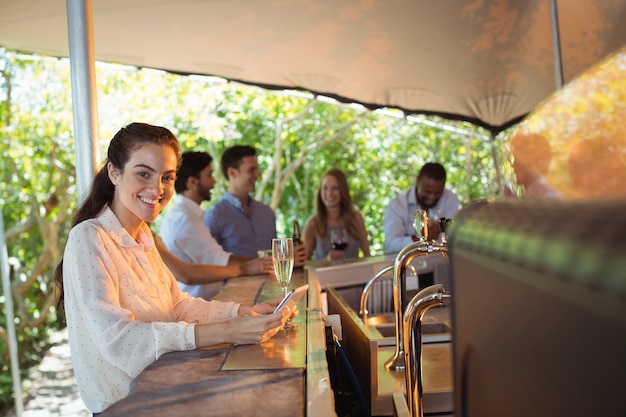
[
  {"xmin": 403, "ymin": 284, "xmax": 450, "ymax": 417},
  {"xmin": 385, "ymin": 240, "xmax": 448, "ymax": 371},
  {"xmin": 413, "ymin": 209, "xmax": 429, "ymax": 242}
]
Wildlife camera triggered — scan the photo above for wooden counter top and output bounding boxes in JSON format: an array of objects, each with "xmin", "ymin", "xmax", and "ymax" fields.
[
  {"xmin": 100, "ymin": 270, "xmax": 335, "ymax": 417},
  {"xmin": 100, "ymin": 346, "xmax": 304, "ymax": 417}
]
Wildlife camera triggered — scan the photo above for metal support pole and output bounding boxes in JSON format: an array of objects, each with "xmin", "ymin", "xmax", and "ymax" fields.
[
  {"xmin": 550, "ymin": 0, "xmax": 564, "ymax": 89},
  {"xmin": 1, "ymin": 207, "xmax": 24, "ymax": 417},
  {"xmin": 67, "ymin": 0, "xmax": 100, "ymax": 202}
]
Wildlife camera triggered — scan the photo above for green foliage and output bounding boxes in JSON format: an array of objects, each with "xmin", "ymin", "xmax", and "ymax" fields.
[
  {"xmin": 1, "ymin": 49, "xmax": 75, "ymax": 413},
  {"xmin": 0, "ymin": 48, "xmax": 501, "ymax": 410}
]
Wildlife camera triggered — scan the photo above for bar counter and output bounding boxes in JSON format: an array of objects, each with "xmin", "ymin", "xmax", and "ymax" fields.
[{"xmin": 100, "ymin": 270, "xmax": 336, "ymax": 417}]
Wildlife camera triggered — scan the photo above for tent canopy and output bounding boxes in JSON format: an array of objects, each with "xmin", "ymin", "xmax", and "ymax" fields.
[{"xmin": 1, "ymin": 0, "xmax": 626, "ymax": 133}]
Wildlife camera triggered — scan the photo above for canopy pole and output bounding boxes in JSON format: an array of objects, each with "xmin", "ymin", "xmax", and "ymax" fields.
[
  {"xmin": 489, "ymin": 131, "xmax": 504, "ymax": 196},
  {"xmin": 1, "ymin": 207, "xmax": 24, "ymax": 417},
  {"xmin": 66, "ymin": 0, "xmax": 100, "ymax": 202},
  {"xmin": 549, "ymin": 0, "xmax": 564, "ymax": 89}
]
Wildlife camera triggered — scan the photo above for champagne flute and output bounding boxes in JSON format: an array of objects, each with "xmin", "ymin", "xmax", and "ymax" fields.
[
  {"xmin": 272, "ymin": 238, "xmax": 294, "ymax": 298},
  {"xmin": 330, "ymin": 227, "xmax": 349, "ymax": 251}
]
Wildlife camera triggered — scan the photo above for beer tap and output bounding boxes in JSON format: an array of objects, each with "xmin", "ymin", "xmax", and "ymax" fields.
[{"xmin": 384, "ymin": 210, "xmax": 448, "ymax": 371}]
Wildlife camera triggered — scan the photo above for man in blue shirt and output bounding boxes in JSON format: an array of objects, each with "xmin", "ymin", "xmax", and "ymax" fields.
[
  {"xmin": 160, "ymin": 151, "xmax": 272, "ymax": 300},
  {"xmin": 204, "ymin": 145, "xmax": 306, "ymax": 265}
]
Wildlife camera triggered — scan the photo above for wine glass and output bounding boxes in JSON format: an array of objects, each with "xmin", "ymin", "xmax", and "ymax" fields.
[
  {"xmin": 330, "ymin": 227, "xmax": 349, "ymax": 251},
  {"xmin": 272, "ymin": 238, "xmax": 294, "ymax": 298}
]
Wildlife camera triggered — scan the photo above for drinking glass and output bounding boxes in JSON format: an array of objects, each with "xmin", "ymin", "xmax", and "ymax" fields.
[
  {"xmin": 272, "ymin": 238, "xmax": 294, "ymax": 297},
  {"xmin": 330, "ymin": 228, "xmax": 349, "ymax": 251}
]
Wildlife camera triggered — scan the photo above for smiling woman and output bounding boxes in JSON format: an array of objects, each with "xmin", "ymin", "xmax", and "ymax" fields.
[
  {"xmin": 302, "ymin": 168, "xmax": 370, "ymax": 261},
  {"xmin": 106, "ymin": 141, "xmax": 179, "ymax": 238},
  {"xmin": 51, "ymin": 122, "xmax": 289, "ymax": 415}
]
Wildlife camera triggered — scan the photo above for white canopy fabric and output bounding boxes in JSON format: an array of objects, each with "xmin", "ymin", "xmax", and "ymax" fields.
[{"xmin": 1, "ymin": 0, "xmax": 626, "ymax": 133}]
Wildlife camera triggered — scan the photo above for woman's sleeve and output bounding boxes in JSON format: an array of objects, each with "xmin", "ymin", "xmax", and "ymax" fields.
[
  {"xmin": 62, "ymin": 224, "xmax": 234, "ymax": 379},
  {"xmin": 164, "ymin": 254, "xmax": 240, "ymax": 322}
]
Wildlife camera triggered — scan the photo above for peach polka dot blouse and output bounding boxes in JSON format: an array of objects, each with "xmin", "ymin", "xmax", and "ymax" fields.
[{"xmin": 62, "ymin": 206, "xmax": 239, "ymax": 413}]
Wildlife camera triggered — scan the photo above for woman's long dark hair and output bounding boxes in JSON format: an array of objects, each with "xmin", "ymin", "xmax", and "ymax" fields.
[
  {"xmin": 314, "ymin": 168, "xmax": 360, "ymax": 239},
  {"xmin": 54, "ymin": 123, "xmax": 181, "ymax": 315}
]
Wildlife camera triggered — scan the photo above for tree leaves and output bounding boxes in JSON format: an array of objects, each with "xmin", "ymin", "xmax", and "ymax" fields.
[{"xmin": 0, "ymin": 48, "xmax": 499, "ymax": 407}]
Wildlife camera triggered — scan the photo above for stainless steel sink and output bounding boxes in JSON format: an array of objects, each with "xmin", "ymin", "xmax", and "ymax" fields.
[
  {"xmin": 325, "ymin": 287, "xmax": 453, "ymax": 416},
  {"xmin": 364, "ymin": 310, "xmax": 452, "ymax": 345}
]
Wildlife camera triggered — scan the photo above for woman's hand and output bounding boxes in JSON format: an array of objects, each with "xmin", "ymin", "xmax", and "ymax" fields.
[
  {"xmin": 249, "ymin": 296, "xmax": 282, "ymax": 314},
  {"xmin": 243, "ymin": 296, "xmax": 298, "ymax": 322},
  {"xmin": 195, "ymin": 310, "xmax": 286, "ymax": 347},
  {"xmin": 228, "ymin": 313, "xmax": 285, "ymax": 344}
]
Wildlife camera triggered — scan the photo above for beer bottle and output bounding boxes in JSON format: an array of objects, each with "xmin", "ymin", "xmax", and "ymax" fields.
[{"xmin": 292, "ymin": 220, "xmax": 303, "ymax": 245}]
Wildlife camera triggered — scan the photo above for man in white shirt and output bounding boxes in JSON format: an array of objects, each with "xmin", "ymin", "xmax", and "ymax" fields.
[
  {"xmin": 384, "ymin": 162, "xmax": 460, "ymax": 254},
  {"xmin": 160, "ymin": 151, "xmax": 271, "ymax": 300}
]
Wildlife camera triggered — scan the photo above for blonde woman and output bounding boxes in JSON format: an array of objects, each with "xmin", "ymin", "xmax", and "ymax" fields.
[{"xmin": 303, "ymin": 168, "xmax": 370, "ymax": 260}]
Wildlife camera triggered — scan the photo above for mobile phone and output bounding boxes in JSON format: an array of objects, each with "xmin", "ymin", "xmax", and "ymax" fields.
[{"xmin": 273, "ymin": 284, "xmax": 309, "ymax": 313}]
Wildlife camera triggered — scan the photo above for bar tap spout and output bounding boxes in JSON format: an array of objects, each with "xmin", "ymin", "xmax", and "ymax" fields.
[
  {"xmin": 384, "ymin": 210, "xmax": 448, "ymax": 371},
  {"xmin": 360, "ymin": 264, "xmax": 417, "ymax": 322},
  {"xmin": 359, "ymin": 264, "xmax": 394, "ymax": 321},
  {"xmin": 403, "ymin": 284, "xmax": 451, "ymax": 417}
]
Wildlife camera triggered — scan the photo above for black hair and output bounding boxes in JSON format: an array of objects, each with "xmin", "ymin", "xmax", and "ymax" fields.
[
  {"xmin": 175, "ymin": 151, "xmax": 213, "ymax": 193},
  {"xmin": 220, "ymin": 145, "xmax": 256, "ymax": 179},
  {"xmin": 418, "ymin": 162, "xmax": 447, "ymax": 181}
]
